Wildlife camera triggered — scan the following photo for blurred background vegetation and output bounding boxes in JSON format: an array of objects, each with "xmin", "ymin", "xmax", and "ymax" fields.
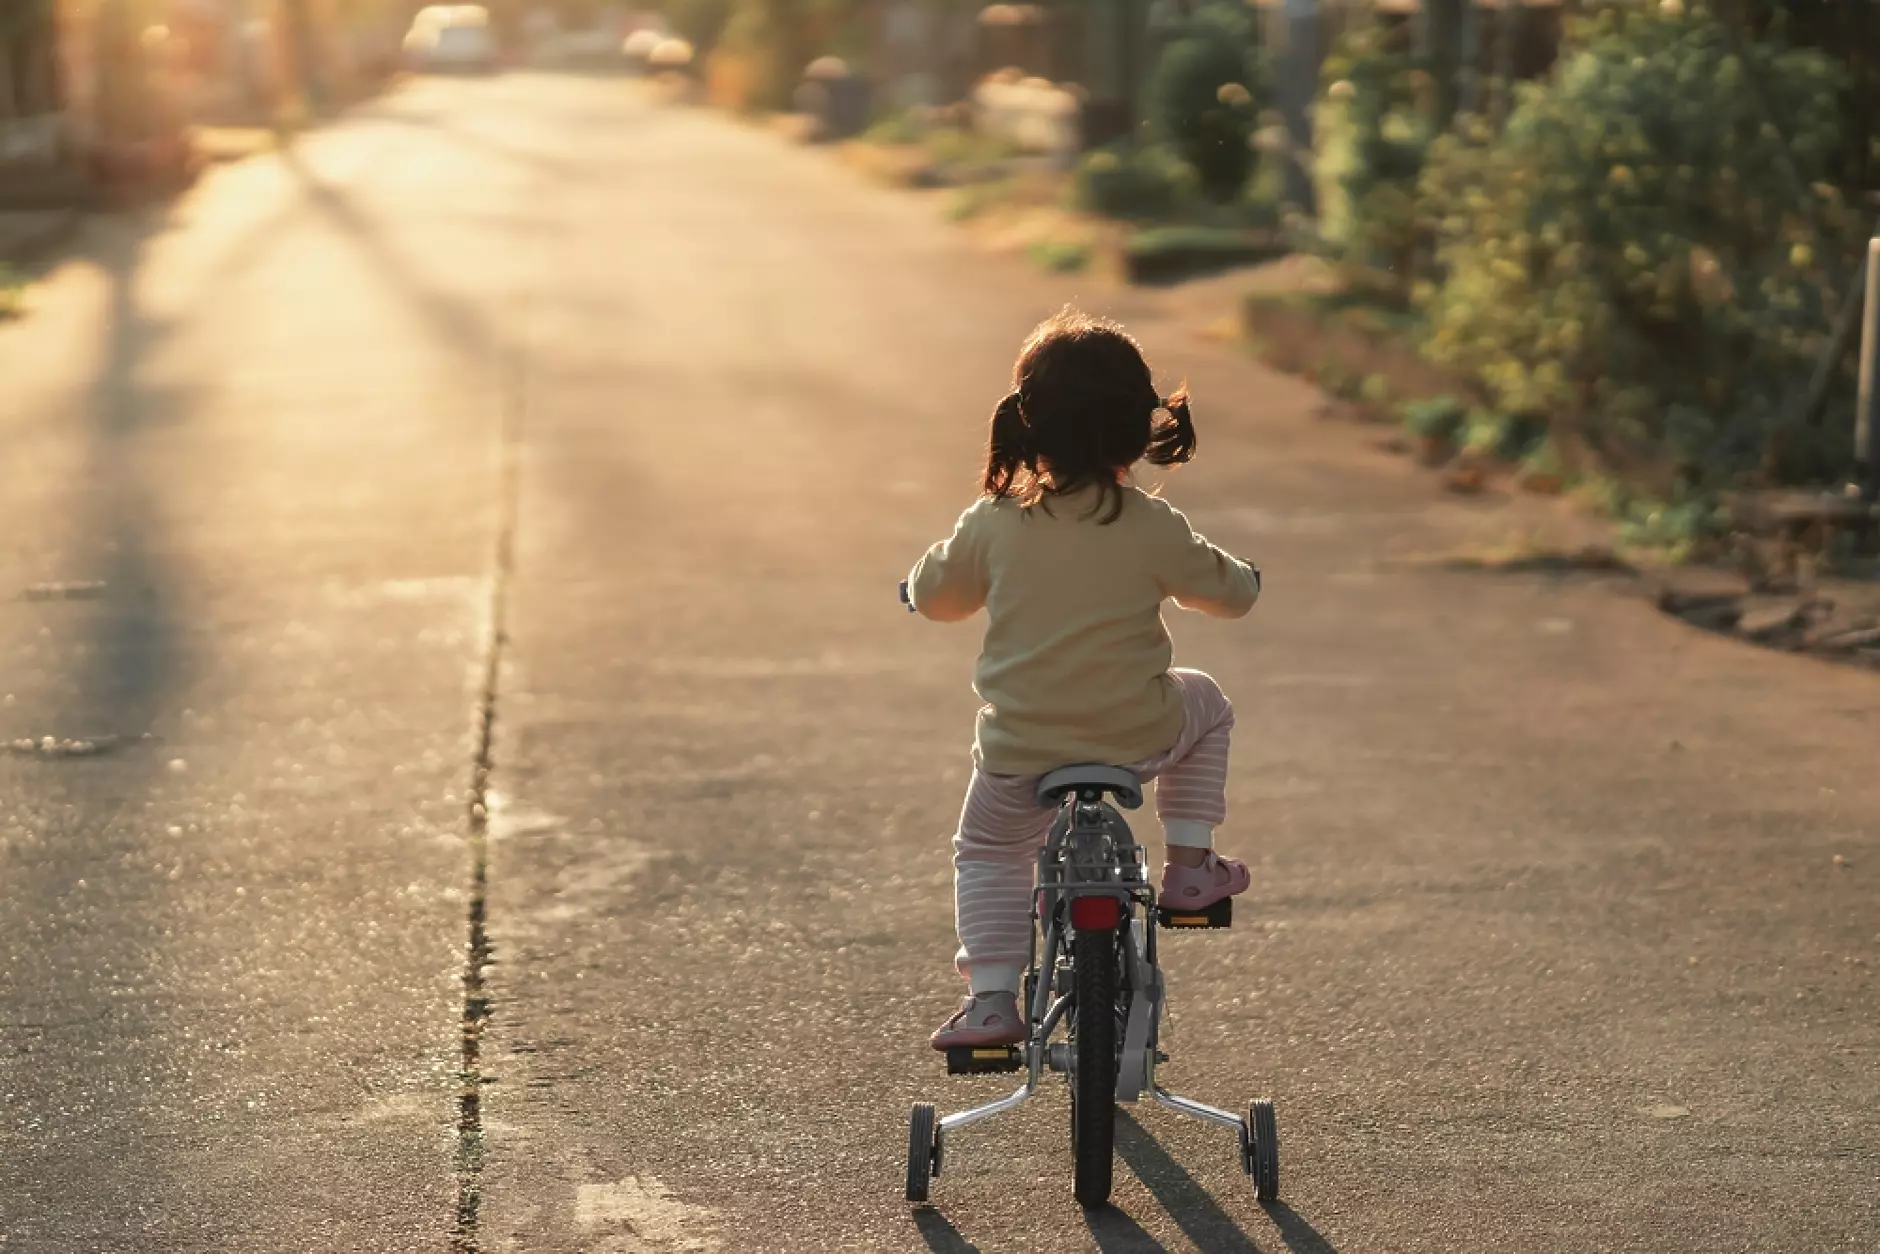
[
  {"xmin": 10, "ymin": 0, "xmax": 1878, "ymax": 548},
  {"xmin": 1298, "ymin": 1, "xmax": 1880, "ymax": 553}
]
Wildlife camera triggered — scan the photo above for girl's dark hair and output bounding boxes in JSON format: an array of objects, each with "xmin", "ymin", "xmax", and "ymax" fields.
[{"xmin": 982, "ymin": 308, "xmax": 1196, "ymax": 523}]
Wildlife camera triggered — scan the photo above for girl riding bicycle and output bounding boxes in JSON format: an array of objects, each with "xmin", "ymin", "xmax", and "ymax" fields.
[{"xmin": 905, "ymin": 308, "xmax": 1262, "ymax": 1051}]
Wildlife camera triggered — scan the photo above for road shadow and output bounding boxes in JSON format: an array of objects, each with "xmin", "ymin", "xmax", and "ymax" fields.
[
  {"xmin": 1114, "ymin": 1111, "xmax": 1267, "ymax": 1253},
  {"xmin": 1114, "ymin": 1111, "xmax": 1342, "ymax": 1253},
  {"xmin": 1262, "ymin": 1202, "xmax": 1341, "ymax": 1254},
  {"xmin": 912, "ymin": 1207, "xmax": 982, "ymax": 1253},
  {"xmin": 83, "ymin": 214, "xmax": 193, "ymax": 732},
  {"xmin": 1084, "ymin": 1201, "xmax": 1174, "ymax": 1253},
  {"xmin": 0, "ymin": 205, "xmax": 197, "ymax": 1239},
  {"xmin": 909, "ymin": 1197, "xmax": 1172, "ymax": 1254},
  {"xmin": 200, "ymin": 86, "xmax": 565, "ymax": 296},
  {"xmin": 292, "ymin": 151, "xmax": 467, "ymax": 329},
  {"xmin": 0, "ymin": 208, "xmax": 194, "ymax": 741},
  {"xmin": 271, "ymin": 144, "xmax": 519, "ymax": 371}
]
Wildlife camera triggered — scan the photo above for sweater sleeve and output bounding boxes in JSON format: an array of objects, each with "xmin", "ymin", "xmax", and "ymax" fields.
[
  {"xmin": 1154, "ymin": 502, "xmax": 1261, "ymax": 619},
  {"xmin": 907, "ymin": 502, "xmax": 990, "ymax": 622}
]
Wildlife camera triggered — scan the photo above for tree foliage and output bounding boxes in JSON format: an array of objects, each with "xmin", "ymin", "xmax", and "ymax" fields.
[
  {"xmin": 1146, "ymin": 3, "xmax": 1265, "ymax": 202},
  {"xmin": 1416, "ymin": 3, "xmax": 1862, "ymax": 487},
  {"xmin": 1312, "ymin": 17, "xmax": 1435, "ymax": 288}
]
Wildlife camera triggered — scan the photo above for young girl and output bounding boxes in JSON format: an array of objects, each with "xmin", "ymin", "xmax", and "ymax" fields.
[{"xmin": 906, "ymin": 308, "xmax": 1262, "ymax": 1050}]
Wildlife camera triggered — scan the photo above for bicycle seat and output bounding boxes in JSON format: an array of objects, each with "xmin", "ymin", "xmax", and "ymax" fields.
[{"xmin": 1036, "ymin": 765, "xmax": 1145, "ymax": 811}]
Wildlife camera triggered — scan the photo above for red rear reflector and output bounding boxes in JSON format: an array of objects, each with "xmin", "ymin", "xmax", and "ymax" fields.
[{"xmin": 1070, "ymin": 896, "xmax": 1121, "ymax": 930}]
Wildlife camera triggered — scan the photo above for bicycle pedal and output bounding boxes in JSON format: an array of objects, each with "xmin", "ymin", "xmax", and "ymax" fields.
[
  {"xmin": 1157, "ymin": 897, "xmax": 1232, "ymax": 930},
  {"xmin": 945, "ymin": 1045, "xmax": 1023, "ymax": 1076}
]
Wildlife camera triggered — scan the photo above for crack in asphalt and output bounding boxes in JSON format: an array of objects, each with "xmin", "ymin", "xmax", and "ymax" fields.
[{"xmin": 453, "ymin": 283, "xmax": 528, "ymax": 1254}]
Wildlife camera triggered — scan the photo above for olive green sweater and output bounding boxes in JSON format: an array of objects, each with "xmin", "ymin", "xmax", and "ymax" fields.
[{"xmin": 908, "ymin": 484, "xmax": 1260, "ymax": 775}]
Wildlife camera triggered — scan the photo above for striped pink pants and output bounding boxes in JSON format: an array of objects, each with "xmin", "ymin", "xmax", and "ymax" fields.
[{"xmin": 953, "ymin": 669, "xmax": 1235, "ymax": 993}]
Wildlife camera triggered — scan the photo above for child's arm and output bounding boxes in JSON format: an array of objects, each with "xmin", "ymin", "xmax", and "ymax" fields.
[
  {"xmin": 907, "ymin": 504, "xmax": 990, "ymax": 622},
  {"xmin": 1155, "ymin": 504, "xmax": 1261, "ymax": 619}
]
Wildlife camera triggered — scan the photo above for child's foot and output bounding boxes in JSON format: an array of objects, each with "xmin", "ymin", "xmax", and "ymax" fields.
[
  {"xmin": 929, "ymin": 991, "xmax": 1024, "ymax": 1050},
  {"xmin": 1158, "ymin": 852, "xmax": 1250, "ymax": 911}
]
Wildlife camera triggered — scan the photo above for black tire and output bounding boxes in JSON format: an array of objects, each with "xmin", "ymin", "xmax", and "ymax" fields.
[
  {"xmin": 1071, "ymin": 923, "xmax": 1121, "ymax": 1207},
  {"xmin": 906, "ymin": 1102, "xmax": 937, "ymax": 1203},
  {"xmin": 1243, "ymin": 1098, "xmax": 1280, "ymax": 1202}
]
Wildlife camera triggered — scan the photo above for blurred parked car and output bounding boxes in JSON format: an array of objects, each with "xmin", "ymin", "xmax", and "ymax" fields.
[{"xmin": 404, "ymin": 5, "xmax": 499, "ymax": 74}]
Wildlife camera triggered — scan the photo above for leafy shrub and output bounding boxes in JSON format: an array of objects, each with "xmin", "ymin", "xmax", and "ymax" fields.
[
  {"xmin": 1123, "ymin": 226, "xmax": 1283, "ymax": 283},
  {"xmin": 1028, "ymin": 239, "xmax": 1092, "ymax": 273},
  {"xmin": 944, "ymin": 180, "xmax": 1013, "ymax": 221},
  {"xmin": 1401, "ymin": 395, "xmax": 1466, "ymax": 442},
  {"xmin": 1073, "ymin": 143, "xmax": 1197, "ymax": 220},
  {"xmin": 1147, "ymin": 3, "xmax": 1265, "ymax": 202},
  {"xmin": 1618, "ymin": 491, "xmax": 1730, "ymax": 562},
  {"xmin": 865, "ymin": 111, "xmax": 925, "ymax": 146},
  {"xmin": 1314, "ymin": 359, "xmax": 1360, "ymax": 399},
  {"xmin": 1313, "ymin": 19, "xmax": 1436, "ymax": 287},
  {"xmin": 925, "ymin": 126, "xmax": 1023, "ymax": 168},
  {"xmin": 1523, "ymin": 436, "xmax": 1567, "ymax": 477},
  {"xmin": 1237, "ymin": 152, "xmax": 1285, "ymax": 229},
  {"xmin": 1417, "ymin": 5, "xmax": 1862, "ymax": 489}
]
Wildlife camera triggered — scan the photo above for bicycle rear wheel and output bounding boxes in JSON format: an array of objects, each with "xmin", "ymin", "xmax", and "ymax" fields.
[{"xmin": 1070, "ymin": 923, "xmax": 1120, "ymax": 1207}]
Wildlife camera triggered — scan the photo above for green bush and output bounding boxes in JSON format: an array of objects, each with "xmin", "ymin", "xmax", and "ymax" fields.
[
  {"xmin": 1125, "ymin": 225, "xmax": 1279, "ymax": 261},
  {"xmin": 865, "ymin": 111, "xmax": 925, "ymax": 146},
  {"xmin": 1073, "ymin": 143, "xmax": 1197, "ymax": 220},
  {"xmin": 925, "ymin": 126, "xmax": 1023, "ymax": 168},
  {"xmin": 1028, "ymin": 239, "xmax": 1092, "ymax": 274},
  {"xmin": 1401, "ymin": 395, "xmax": 1466, "ymax": 442},
  {"xmin": 1417, "ymin": 4, "xmax": 1862, "ymax": 489},
  {"xmin": 1313, "ymin": 19, "xmax": 1436, "ymax": 287},
  {"xmin": 944, "ymin": 179, "xmax": 1014, "ymax": 222},
  {"xmin": 1315, "ymin": 359, "xmax": 1360, "ymax": 399},
  {"xmin": 1521, "ymin": 436, "xmax": 1571, "ymax": 485},
  {"xmin": 1147, "ymin": 3, "xmax": 1265, "ymax": 202},
  {"xmin": 1462, "ymin": 409, "xmax": 1546, "ymax": 461},
  {"xmin": 1618, "ymin": 490, "xmax": 1731, "ymax": 562},
  {"xmin": 1124, "ymin": 224, "xmax": 1284, "ymax": 282}
]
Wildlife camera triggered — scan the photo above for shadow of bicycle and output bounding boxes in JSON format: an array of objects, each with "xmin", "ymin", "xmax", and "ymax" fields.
[
  {"xmin": 911, "ymin": 1111, "xmax": 1339, "ymax": 1253},
  {"xmin": 912, "ymin": 1207, "xmax": 982, "ymax": 1253},
  {"xmin": 1115, "ymin": 1111, "xmax": 1340, "ymax": 1253}
]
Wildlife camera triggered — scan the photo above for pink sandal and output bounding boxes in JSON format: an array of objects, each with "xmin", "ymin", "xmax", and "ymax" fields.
[
  {"xmin": 1158, "ymin": 852, "xmax": 1251, "ymax": 911},
  {"xmin": 930, "ymin": 992, "xmax": 1025, "ymax": 1050}
]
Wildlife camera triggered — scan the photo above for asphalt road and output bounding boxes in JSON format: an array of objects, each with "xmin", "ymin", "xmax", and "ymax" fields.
[{"xmin": 4, "ymin": 75, "xmax": 1877, "ymax": 1253}]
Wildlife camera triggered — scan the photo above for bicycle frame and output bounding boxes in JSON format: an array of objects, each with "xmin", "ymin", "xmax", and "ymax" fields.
[
  {"xmin": 911, "ymin": 768, "xmax": 1278, "ymax": 1207},
  {"xmin": 938, "ymin": 784, "xmax": 1239, "ymax": 1139}
]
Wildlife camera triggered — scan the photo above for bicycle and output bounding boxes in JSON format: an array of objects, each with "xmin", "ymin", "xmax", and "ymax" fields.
[{"xmin": 903, "ymin": 760, "xmax": 1281, "ymax": 1208}]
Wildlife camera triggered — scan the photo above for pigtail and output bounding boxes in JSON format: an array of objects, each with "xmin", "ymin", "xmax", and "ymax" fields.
[
  {"xmin": 982, "ymin": 391, "xmax": 1032, "ymax": 499},
  {"xmin": 1146, "ymin": 386, "xmax": 1197, "ymax": 467}
]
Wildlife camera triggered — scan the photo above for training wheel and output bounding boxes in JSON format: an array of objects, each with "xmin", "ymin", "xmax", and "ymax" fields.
[
  {"xmin": 906, "ymin": 1102, "xmax": 939, "ymax": 1203},
  {"xmin": 1240, "ymin": 1098, "xmax": 1280, "ymax": 1202}
]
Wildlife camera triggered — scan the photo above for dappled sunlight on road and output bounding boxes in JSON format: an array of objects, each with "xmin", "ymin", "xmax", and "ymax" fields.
[
  {"xmin": 0, "ymin": 73, "xmax": 559, "ymax": 1250},
  {"xmin": 1, "ymin": 68, "xmax": 1875, "ymax": 1253}
]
